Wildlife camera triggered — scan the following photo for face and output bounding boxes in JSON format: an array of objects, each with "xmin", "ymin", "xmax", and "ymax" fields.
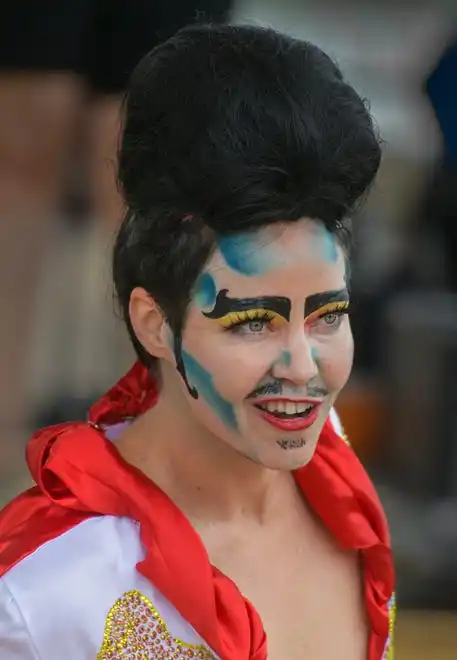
[{"xmin": 168, "ymin": 219, "xmax": 353, "ymax": 470}]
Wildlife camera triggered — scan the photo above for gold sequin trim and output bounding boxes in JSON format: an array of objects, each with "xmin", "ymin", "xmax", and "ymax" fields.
[
  {"xmin": 383, "ymin": 593, "xmax": 396, "ymax": 660},
  {"xmin": 97, "ymin": 590, "xmax": 217, "ymax": 659}
]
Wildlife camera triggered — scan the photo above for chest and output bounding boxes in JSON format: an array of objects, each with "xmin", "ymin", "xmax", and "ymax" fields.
[{"xmin": 202, "ymin": 519, "xmax": 369, "ymax": 660}]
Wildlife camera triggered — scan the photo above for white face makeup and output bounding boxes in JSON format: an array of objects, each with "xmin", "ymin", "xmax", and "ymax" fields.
[{"xmin": 169, "ymin": 218, "xmax": 353, "ymax": 471}]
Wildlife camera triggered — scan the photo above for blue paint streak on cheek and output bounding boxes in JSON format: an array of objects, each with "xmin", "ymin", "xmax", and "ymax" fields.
[
  {"xmin": 218, "ymin": 234, "xmax": 281, "ymax": 275},
  {"xmin": 181, "ymin": 349, "xmax": 238, "ymax": 430},
  {"xmin": 193, "ymin": 272, "xmax": 217, "ymax": 310}
]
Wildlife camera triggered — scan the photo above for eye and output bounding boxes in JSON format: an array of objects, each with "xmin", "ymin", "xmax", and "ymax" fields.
[
  {"xmin": 223, "ymin": 309, "xmax": 286, "ymax": 336},
  {"xmin": 246, "ymin": 320, "xmax": 267, "ymax": 333},
  {"xmin": 322, "ymin": 312, "xmax": 340, "ymax": 326},
  {"xmin": 229, "ymin": 316, "xmax": 271, "ymax": 335},
  {"xmin": 220, "ymin": 308, "xmax": 284, "ymax": 333},
  {"xmin": 306, "ymin": 302, "xmax": 349, "ymax": 332},
  {"xmin": 312, "ymin": 309, "xmax": 347, "ymax": 332}
]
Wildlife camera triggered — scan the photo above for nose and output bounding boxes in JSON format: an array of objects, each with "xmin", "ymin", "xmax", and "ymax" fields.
[{"xmin": 272, "ymin": 333, "xmax": 319, "ymax": 385}]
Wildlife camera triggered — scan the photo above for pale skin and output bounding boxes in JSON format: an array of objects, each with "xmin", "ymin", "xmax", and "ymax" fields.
[{"xmin": 117, "ymin": 218, "xmax": 368, "ymax": 659}]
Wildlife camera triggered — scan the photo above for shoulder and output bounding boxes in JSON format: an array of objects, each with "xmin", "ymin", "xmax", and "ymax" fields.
[
  {"xmin": 0, "ymin": 515, "xmax": 219, "ymax": 659},
  {"xmin": 4, "ymin": 514, "xmax": 144, "ymax": 586},
  {"xmin": 0, "ymin": 516, "xmax": 144, "ymax": 658},
  {"xmin": 0, "ymin": 485, "xmax": 90, "ymax": 578}
]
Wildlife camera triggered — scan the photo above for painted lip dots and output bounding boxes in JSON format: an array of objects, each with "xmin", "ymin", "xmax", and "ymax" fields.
[{"xmin": 252, "ymin": 397, "xmax": 321, "ymax": 432}]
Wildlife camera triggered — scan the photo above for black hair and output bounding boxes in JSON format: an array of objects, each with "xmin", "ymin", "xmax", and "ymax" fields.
[{"xmin": 113, "ymin": 23, "xmax": 381, "ymax": 371}]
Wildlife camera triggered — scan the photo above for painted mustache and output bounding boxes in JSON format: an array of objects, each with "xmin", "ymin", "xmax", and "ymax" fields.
[{"xmin": 247, "ymin": 381, "xmax": 328, "ymax": 400}]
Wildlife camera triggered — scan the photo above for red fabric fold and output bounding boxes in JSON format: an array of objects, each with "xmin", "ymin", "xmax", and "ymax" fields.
[{"xmin": 0, "ymin": 361, "xmax": 393, "ymax": 660}]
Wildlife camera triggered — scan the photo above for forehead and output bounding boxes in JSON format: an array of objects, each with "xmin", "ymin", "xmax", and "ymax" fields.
[{"xmin": 204, "ymin": 219, "xmax": 346, "ymax": 294}]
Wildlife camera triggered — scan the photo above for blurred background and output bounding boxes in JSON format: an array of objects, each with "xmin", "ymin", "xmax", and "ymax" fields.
[{"xmin": 1, "ymin": 1, "xmax": 456, "ymax": 657}]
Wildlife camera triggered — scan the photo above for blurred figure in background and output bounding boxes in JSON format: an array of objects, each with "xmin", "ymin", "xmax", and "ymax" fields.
[
  {"xmin": 379, "ymin": 27, "xmax": 457, "ymax": 611},
  {"xmin": 0, "ymin": 1, "xmax": 232, "ymax": 485},
  {"xmin": 421, "ymin": 32, "xmax": 457, "ymax": 291}
]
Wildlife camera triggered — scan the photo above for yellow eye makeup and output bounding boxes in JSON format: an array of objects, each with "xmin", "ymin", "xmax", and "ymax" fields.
[
  {"xmin": 215, "ymin": 308, "xmax": 286, "ymax": 329},
  {"xmin": 304, "ymin": 288, "xmax": 350, "ymax": 323},
  {"xmin": 305, "ymin": 300, "xmax": 349, "ymax": 324},
  {"xmin": 200, "ymin": 287, "xmax": 349, "ymax": 331},
  {"xmin": 202, "ymin": 289, "xmax": 291, "ymax": 328}
]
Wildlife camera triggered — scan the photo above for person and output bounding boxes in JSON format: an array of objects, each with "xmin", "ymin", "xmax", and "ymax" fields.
[{"xmin": 0, "ymin": 24, "xmax": 395, "ymax": 659}]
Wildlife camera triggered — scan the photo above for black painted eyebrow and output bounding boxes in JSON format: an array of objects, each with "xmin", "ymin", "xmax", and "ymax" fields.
[
  {"xmin": 203, "ymin": 289, "xmax": 291, "ymax": 321},
  {"xmin": 304, "ymin": 289, "xmax": 349, "ymax": 318}
]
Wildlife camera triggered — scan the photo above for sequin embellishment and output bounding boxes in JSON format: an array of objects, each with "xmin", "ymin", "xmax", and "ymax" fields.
[
  {"xmin": 97, "ymin": 590, "xmax": 217, "ymax": 659},
  {"xmin": 383, "ymin": 593, "xmax": 396, "ymax": 659}
]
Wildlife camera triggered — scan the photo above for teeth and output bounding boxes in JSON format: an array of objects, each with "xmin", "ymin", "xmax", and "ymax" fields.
[
  {"xmin": 259, "ymin": 401, "xmax": 314, "ymax": 415},
  {"xmin": 285, "ymin": 402, "xmax": 295, "ymax": 415}
]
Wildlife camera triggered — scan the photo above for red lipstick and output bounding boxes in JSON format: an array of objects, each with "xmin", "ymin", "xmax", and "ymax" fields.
[{"xmin": 253, "ymin": 399, "xmax": 321, "ymax": 432}]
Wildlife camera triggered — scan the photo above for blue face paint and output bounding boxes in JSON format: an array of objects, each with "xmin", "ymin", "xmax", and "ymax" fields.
[
  {"xmin": 218, "ymin": 233, "xmax": 282, "ymax": 276},
  {"xmin": 315, "ymin": 224, "xmax": 338, "ymax": 262},
  {"xmin": 311, "ymin": 346, "xmax": 320, "ymax": 364},
  {"xmin": 193, "ymin": 272, "xmax": 217, "ymax": 310},
  {"xmin": 218, "ymin": 221, "xmax": 338, "ymax": 276},
  {"xmin": 277, "ymin": 349, "xmax": 292, "ymax": 367},
  {"xmin": 181, "ymin": 349, "xmax": 238, "ymax": 430}
]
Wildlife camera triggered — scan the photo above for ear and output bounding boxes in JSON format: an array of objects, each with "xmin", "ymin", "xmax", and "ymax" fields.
[{"xmin": 129, "ymin": 287, "xmax": 173, "ymax": 362}]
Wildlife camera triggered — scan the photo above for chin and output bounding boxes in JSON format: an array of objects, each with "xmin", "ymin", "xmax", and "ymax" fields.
[
  {"xmin": 274, "ymin": 421, "xmax": 322, "ymax": 456},
  {"xmin": 243, "ymin": 437, "xmax": 319, "ymax": 472},
  {"xmin": 277, "ymin": 443, "xmax": 318, "ymax": 471}
]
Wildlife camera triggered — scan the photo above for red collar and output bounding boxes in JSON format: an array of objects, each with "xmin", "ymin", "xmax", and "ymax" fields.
[{"xmin": 16, "ymin": 362, "xmax": 394, "ymax": 659}]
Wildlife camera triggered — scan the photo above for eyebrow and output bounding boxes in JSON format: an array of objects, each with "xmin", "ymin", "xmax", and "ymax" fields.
[
  {"xmin": 203, "ymin": 289, "xmax": 292, "ymax": 321},
  {"xmin": 304, "ymin": 289, "xmax": 349, "ymax": 318}
]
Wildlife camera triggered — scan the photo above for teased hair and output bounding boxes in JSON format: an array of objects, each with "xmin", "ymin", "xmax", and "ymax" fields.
[{"xmin": 113, "ymin": 23, "xmax": 381, "ymax": 369}]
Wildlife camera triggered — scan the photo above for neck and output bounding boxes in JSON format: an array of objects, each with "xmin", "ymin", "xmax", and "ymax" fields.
[{"xmin": 115, "ymin": 388, "xmax": 293, "ymax": 525}]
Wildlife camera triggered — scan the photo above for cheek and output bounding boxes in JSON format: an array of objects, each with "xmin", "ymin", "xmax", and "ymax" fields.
[
  {"xmin": 312, "ymin": 327, "xmax": 354, "ymax": 390},
  {"xmin": 211, "ymin": 342, "xmax": 281, "ymax": 399},
  {"xmin": 181, "ymin": 348, "xmax": 238, "ymax": 430},
  {"xmin": 184, "ymin": 331, "xmax": 280, "ymax": 401}
]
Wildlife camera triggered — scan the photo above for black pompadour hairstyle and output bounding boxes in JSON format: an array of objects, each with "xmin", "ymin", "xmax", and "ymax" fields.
[{"xmin": 113, "ymin": 23, "xmax": 381, "ymax": 371}]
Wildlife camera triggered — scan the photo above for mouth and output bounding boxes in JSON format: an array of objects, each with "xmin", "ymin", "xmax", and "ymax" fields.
[{"xmin": 253, "ymin": 398, "xmax": 322, "ymax": 432}]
